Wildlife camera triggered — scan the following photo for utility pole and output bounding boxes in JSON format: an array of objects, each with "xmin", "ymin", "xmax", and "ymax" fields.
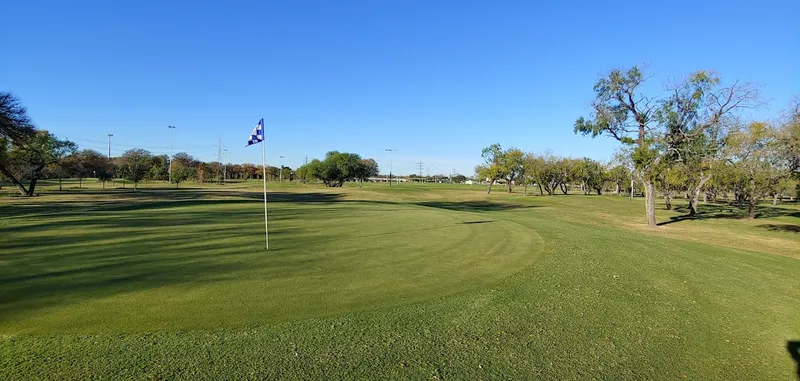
[
  {"xmin": 279, "ymin": 155, "xmax": 284, "ymax": 183},
  {"xmin": 417, "ymin": 161, "xmax": 424, "ymax": 178},
  {"xmin": 217, "ymin": 138, "xmax": 223, "ymax": 185},
  {"xmin": 386, "ymin": 149, "xmax": 396, "ymax": 186},
  {"xmin": 168, "ymin": 126, "xmax": 176, "ymax": 184},
  {"xmin": 107, "ymin": 134, "xmax": 113, "ymax": 158},
  {"xmin": 223, "ymin": 148, "xmax": 228, "ymax": 184}
]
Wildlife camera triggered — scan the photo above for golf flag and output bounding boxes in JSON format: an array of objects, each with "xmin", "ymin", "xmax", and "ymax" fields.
[
  {"xmin": 247, "ymin": 118, "xmax": 265, "ymax": 146},
  {"xmin": 246, "ymin": 118, "xmax": 269, "ymax": 250}
]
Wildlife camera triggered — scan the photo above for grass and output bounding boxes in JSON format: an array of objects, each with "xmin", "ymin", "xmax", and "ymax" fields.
[{"xmin": 1, "ymin": 180, "xmax": 799, "ymax": 379}]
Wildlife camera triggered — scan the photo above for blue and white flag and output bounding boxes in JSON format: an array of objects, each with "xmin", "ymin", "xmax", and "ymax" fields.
[{"xmin": 247, "ymin": 118, "xmax": 265, "ymax": 146}]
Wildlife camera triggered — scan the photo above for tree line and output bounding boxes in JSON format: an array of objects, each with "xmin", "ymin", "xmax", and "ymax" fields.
[
  {"xmin": 1, "ymin": 91, "xmax": 389, "ymax": 194},
  {"xmin": 477, "ymin": 67, "xmax": 799, "ymax": 224},
  {"xmin": 0, "ymin": 92, "xmax": 306, "ymax": 194},
  {"xmin": 476, "ymin": 146, "xmax": 633, "ymax": 196}
]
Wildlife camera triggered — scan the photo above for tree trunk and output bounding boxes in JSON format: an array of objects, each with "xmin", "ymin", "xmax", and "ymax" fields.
[
  {"xmin": 26, "ymin": 177, "xmax": 39, "ymax": 196},
  {"xmin": 133, "ymin": 181, "xmax": 137, "ymax": 191},
  {"xmin": 644, "ymin": 179, "xmax": 657, "ymax": 226},
  {"xmin": 773, "ymin": 193, "xmax": 778, "ymax": 205},
  {"xmin": 748, "ymin": 200, "xmax": 756, "ymax": 219},
  {"xmin": 687, "ymin": 173, "xmax": 713, "ymax": 216},
  {"xmin": 664, "ymin": 194, "xmax": 672, "ymax": 210},
  {"xmin": 703, "ymin": 192, "xmax": 707, "ymax": 203},
  {"xmin": 102, "ymin": 180, "xmax": 105, "ymax": 189},
  {"xmin": 596, "ymin": 187, "xmax": 601, "ymax": 195},
  {"xmin": 0, "ymin": 166, "xmax": 30, "ymax": 196},
  {"xmin": 560, "ymin": 183, "xmax": 568, "ymax": 195},
  {"xmin": 58, "ymin": 178, "xmax": 63, "ymax": 191},
  {"xmin": 688, "ymin": 188, "xmax": 701, "ymax": 216},
  {"xmin": 507, "ymin": 179, "xmax": 513, "ymax": 193},
  {"xmin": 486, "ymin": 180, "xmax": 494, "ymax": 194},
  {"xmin": 615, "ymin": 183, "xmax": 620, "ymax": 196},
  {"xmin": 538, "ymin": 183, "xmax": 543, "ymax": 196},
  {"xmin": 524, "ymin": 183, "xmax": 527, "ymax": 196}
]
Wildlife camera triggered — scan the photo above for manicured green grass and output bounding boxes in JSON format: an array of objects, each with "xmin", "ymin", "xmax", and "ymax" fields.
[{"xmin": 1, "ymin": 181, "xmax": 799, "ymax": 379}]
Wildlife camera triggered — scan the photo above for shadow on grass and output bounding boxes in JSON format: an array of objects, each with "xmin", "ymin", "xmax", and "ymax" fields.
[
  {"xmin": 759, "ymin": 224, "xmax": 800, "ymax": 233},
  {"xmin": 415, "ymin": 201, "xmax": 536, "ymax": 212},
  {"xmin": 0, "ymin": 190, "xmax": 348, "ymax": 219},
  {"xmin": 0, "ymin": 188, "xmax": 534, "ymax": 321},
  {"xmin": 657, "ymin": 203, "xmax": 800, "ymax": 226},
  {"xmin": 788, "ymin": 341, "xmax": 800, "ymax": 379},
  {"xmin": 1, "ymin": 189, "xmax": 522, "ymax": 321},
  {"xmin": 0, "ymin": 190, "xmax": 370, "ymax": 320}
]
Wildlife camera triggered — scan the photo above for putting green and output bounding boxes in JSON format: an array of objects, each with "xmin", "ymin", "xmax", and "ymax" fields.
[{"xmin": 1, "ymin": 192, "xmax": 542, "ymax": 333}]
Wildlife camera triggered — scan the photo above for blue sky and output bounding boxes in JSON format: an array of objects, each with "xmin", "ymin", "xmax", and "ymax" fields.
[{"xmin": 2, "ymin": 0, "xmax": 797, "ymax": 176}]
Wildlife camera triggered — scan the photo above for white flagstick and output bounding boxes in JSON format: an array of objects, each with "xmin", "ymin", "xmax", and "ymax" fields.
[{"xmin": 261, "ymin": 133, "xmax": 269, "ymax": 250}]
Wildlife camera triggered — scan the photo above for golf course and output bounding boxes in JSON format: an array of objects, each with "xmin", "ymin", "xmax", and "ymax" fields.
[{"xmin": 1, "ymin": 180, "xmax": 798, "ymax": 379}]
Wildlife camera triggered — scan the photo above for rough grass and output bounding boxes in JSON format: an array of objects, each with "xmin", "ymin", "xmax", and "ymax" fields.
[{"xmin": 1, "ymin": 180, "xmax": 799, "ymax": 380}]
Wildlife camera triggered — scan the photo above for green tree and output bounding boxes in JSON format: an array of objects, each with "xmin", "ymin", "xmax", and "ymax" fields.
[
  {"xmin": 477, "ymin": 143, "xmax": 505, "ymax": 194},
  {"xmin": 308, "ymin": 151, "xmax": 364, "ymax": 187},
  {"xmin": 501, "ymin": 148, "xmax": 524, "ymax": 193},
  {"xmin": 573, "ymin": 157, "xmax": 605, "ymax": 195},
  {"xmin": 0, "ymin": 92, "xmax": 35, "ymax": 141},
  {"xmin": 357, "ymin": 158, "xmax": 379, "ymax": 187},
  {"xmin": 96, "ymin": 163, "xmax": 114, "ymax": 189},
  {"xmin": 118, "ymin": 149, "xmax": 153, "ymax": 190},
  {"xmin": 0, "ymin": 92, "xmax": 36, "ymax": 192},
  {"xmin": 171, "ymin": 160, "xmax": 195, "ymax": 188},
  {"xmin": 724, "ymin": 122, "xmax": 789, "ymax": 218},
  {"xmin": 451, "ymin": 174, "xmax": 467, "ymax": 184},
  {"xmin": 2, "ymin": 130, "xmax": 76, "ymax": 196},
  {"xmin": 295, "ymin": 163, "xmax": 313, "ymax": 183},
  {"xmin": 555, "ymin": 158, "xmax": 577, "ymax": 195},
  {"xmin": 62, "ymin": 149, "xmax": 108, "ymax": 188},
  {"xmin": 653, "ymin": 161, "xmax": 687, "ymax": 210},
  {"xmin": 521, "ymin": 153, "xmax": 545, "ymax": 195},
  {"xmin": 148, "ymin": 154, "xmax": 169, "ymax": 182},
  {"xmin": 533, "ymin": 154, "xmax": 565, "ymax": 195},
  {"xmin": 44, "ymin": 162, "xmax": 69, "ymax": 191},
  {"xmin": 606, "ymin": 164, "xmax": 632, "ymax": 196},
  {"xmin": 778, "ymin": 98, "xmax": 800, "ymax": 178},
  {"xmin": 575, "ymin": 67, "xmax": 760, "ymax": 226},
  {"xmin": 61, "ymin": 153, "xmax": 87, "ymax": 188}
]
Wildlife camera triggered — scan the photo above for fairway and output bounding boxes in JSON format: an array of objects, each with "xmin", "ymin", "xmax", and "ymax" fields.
[{"xmin": 2, "ymin": 182, "xmax": 799, "ymax": 379}]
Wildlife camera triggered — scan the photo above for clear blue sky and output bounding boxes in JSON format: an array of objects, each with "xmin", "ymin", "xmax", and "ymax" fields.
[{"xmin": 2, "ymin": 0, "xmax": 798, "ymax": 176}]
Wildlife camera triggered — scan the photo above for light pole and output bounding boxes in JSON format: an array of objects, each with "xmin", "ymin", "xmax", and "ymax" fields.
[
  {"xmin": 279, "ymin": 155, "xmax": 284, "ymax": 183},
  {"xmin": 168, "ymin": 126, "xmax": 176, "ymax": 184},
  {"xmin": 385, "ymin": 149, "xmax": 396, "ymax": 186},
  {"xmin": 107, "ymin": 134, "xmax": 113, "ymax": 158}
]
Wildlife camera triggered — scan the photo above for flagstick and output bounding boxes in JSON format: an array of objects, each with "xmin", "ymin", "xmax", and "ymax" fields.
[{"xmin": 261, "ymin": 137, "xmax": 269, "ymax": 250}]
